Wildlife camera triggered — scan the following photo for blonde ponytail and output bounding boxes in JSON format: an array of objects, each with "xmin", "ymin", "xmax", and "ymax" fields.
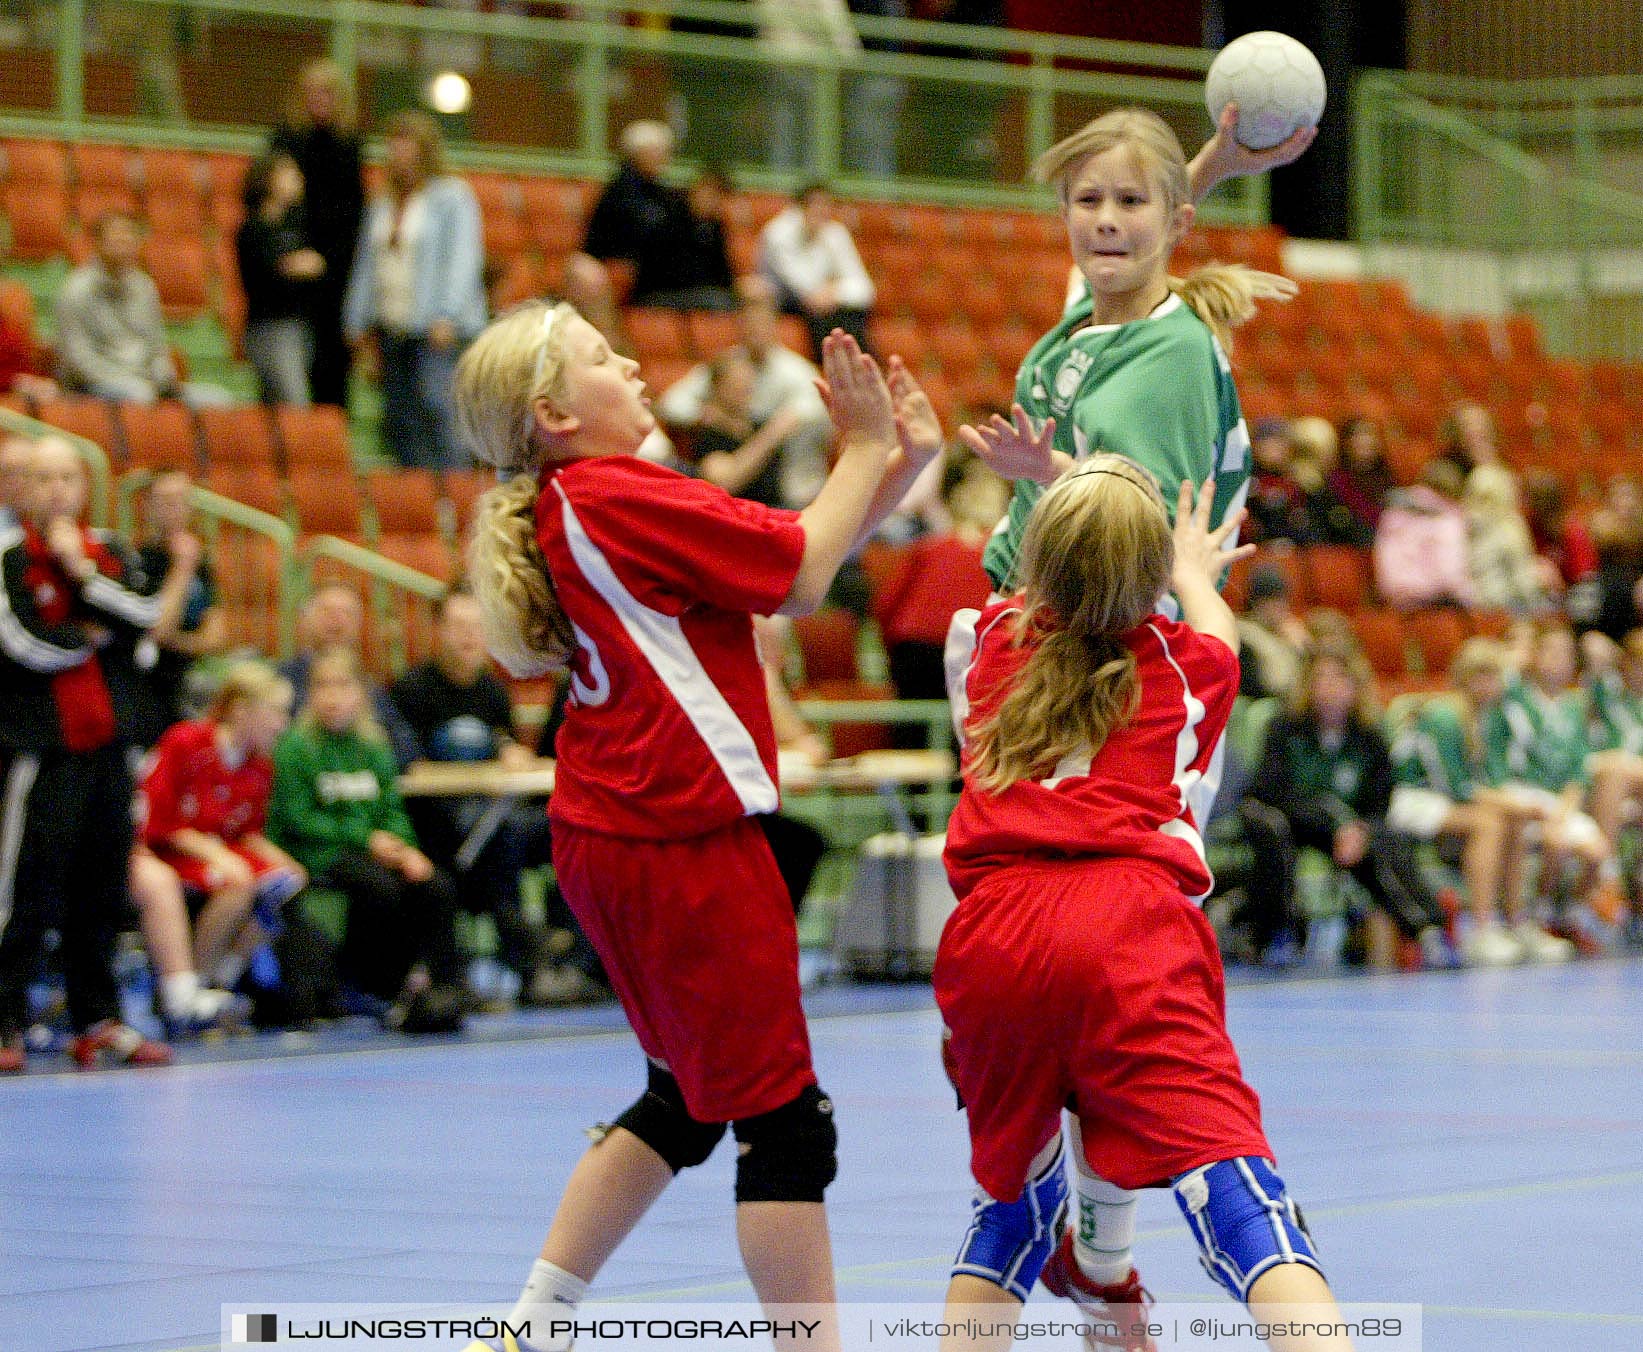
[
  {"xmin": 965, "ymin": 454, "xmax": 1172, "ymax": 794},
  {"xmin": 467, "ymin": 475, "xmax": 574, "ymax": 678},
  {"xmin": 1170, "ymin": 264, "xmax": 1294, "ymax": 352}
]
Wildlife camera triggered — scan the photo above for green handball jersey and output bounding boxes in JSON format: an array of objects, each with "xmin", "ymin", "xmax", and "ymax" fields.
[{"xmin": 981, "ymin": 291, "xmax": 1250, "ymax": 592}]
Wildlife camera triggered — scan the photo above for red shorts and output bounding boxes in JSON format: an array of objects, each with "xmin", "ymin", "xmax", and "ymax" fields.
[
  {"xmin": 149, "ymin": 842, "xmax": 278, "ymax": 896},
  {"xmin": 934, "ymin": 857, "xmax": 1271, "ymax": 1200},
  {"xmin": 553, "ymin": 816, "xmax": 815, "ymax": 1123}
]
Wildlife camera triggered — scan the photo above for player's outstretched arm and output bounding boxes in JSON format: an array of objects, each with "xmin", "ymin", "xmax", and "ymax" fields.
[
  {"xmin": 1172, "ymin": 477, "xmax": 1253, "ymax": 652},
  {"xmin": 958, "ymin": 405, "xmax": 1072, "ymax": 487},
  {"xmin": 1187, "ymin": 102, "xmax": 1317, "ymax": 205}
]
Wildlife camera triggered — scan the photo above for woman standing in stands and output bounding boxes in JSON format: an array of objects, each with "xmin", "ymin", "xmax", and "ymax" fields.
[
  {"xmin": 343, "ymin": 110, "xmax": 486, "ymax": 470},
  {"xmin": 236, "ymin": 151, "xmax": 325, "ymax": 407},
  {"xmin": 453, "ymin": 302, "xmax": 938, "ymax": 1352},
  {"xmin": 271, "ymin": 58, "xmax": 364, "ymax": 409}
]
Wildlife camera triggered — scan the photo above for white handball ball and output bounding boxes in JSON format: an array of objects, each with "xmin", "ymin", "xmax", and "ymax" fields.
[{"xmin": 1204, "ymin": 31, "xmax": 1327, "ymax": 151}]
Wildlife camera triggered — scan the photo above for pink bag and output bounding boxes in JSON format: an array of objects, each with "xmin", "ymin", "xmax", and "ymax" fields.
[{"xmin": 1373, "ymin": 487, "xmax": 1477, "ymax": 609}]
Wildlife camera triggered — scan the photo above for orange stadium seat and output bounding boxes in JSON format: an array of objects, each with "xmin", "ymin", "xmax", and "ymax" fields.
[
  {"xmin": 1, "ymin": 183, "xmax": 71, "ymax": 259},
  {"xmin": 119, "ymin": 401, "xmax": 200, "ymax": 472},
  {"xmin": 0, "ymin": 276, "xmax": 37, "ymax": 337},
  {"xmin": 137, "ymin": 148, "xmax": 203, "ymax": 197},
  {"xmin": 203, "ymin": 465, "xmax": 284, "ymax": 518},
  {"xmin": 70, "ymin": 142, "xmax": 137, "ymax": 191},
  {"xmin": 208, "ymin": 190, "xmax": 245, "ymax": 237},
  {"xmin": 276, "ymin": 405, "xmax": 353, "ymax": 471},
  {"xmin": 34, "ymin": 397, "xmax": 121, "ymax": 460},
  {"xmin": 1349, "ymin": 608, "xmax": 1413, "ymax": 681},
  {"xmin": 624, "ymin": 308, "xmax": 689, "ymax": 362},
  {"xmin": 1, "ymin": 138, "xmax": 69, "ymax": 188},
  {"xmin": 197, "ymin": 405, "xmax": 278, "ymax": 469},
  {"xmin": 1406, "ymin": 607, "xmax": 1468, "ymax": 678},
  {"xmin": 377, "ymin": 532, "xmax": 457, "ymax": 582},
  {"xmin": 1301, "ymin": 545, "xmax": 1372, "ymax": 613},
  {"xmin": 442, "ymin": 468, "xmax": 493, "ymax": 538},
  {"xmin": 481, "ymin": 210, "xmax": 528, "ymax": 262},
  {"xmin": 364, "ymin": 468, "xmax": 442, "ymax": 536},
  {"xmin": 288, "ymin": 469, "xmax": 364, "ymax": 539},
  {"xmin": 142, "ymin": 234, "xmax": 212, "ymax": 319},
  {"xmin": 143, "ymin": 188, "xmax": 205, "ymax": 236},
  {"xmin": 684, "ymin": 310, "xmax": 739, "ymax": 359}
]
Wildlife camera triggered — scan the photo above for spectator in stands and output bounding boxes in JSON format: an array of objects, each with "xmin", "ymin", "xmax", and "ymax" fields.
[
  {"xmin": 134, "ymin": 470, "xmax": 225, "ymax": 738},
  {"xmin": 268, "ymin": 645, "xmax": 468, "ymax": 1031},
  {"xmin": 1583, "ymin": 474, "xmax": 1643, "ymax": 641},
  {"xmin": 1487, "ymin": 620, "xmax": 1623, "ymax": 952},
  {"xmin": 687, "ymin": 348, "xmax": 807, "ymax": 507},
  {"xmin": 1389, "ymin": 638, "xmax": 1545, "ymax": 966},
  {"xmin": 1244, "ymin": 417, "xmax": 1310, "ymax": 545},
  {"xmin": 1434, "ymin": 400, "xmax": 1501, "ymax": 478},
  {"xmin": 1236, "ymin": 565, "xmax": 1308, "ymax": 702},
  {"xmin": 580, "ymin": 121, "xmax": 732, "ymax": 312},
  {"xmin": 1328, "ymin": 416, "xmax": 1395, "ymax": 537},
  {"xmin": 278, "ymin": 583, "xmax": 419, "ymax": 767},
  {"xmin": 1373, "ymin": 459, "xmax": 1476, "ymax": 610},
  {"xmin": 236, "ymin": 150, "xmax": 325, "ymax": 407},
  {"xmin": 657, "ymin": 276, "xmax": 833, "ymax": 508},
  {"xmin": 137, "ymin": 660, "xmax": 306, "ymax": 1032},
  {"xmin": 872, "ymin": 449, "xmax": 1005, "ymax": 705},
  {"xmin": 1464, "ymin": 464, "xmax": 1555, "ymax": 616},
  {"xmin": 271, "ymin": 57, "xmax": 365, "ymax": 410},
  {"xmin": 343, "ymin": 110, "xmax": 485, "ymax": 470},
  {"xmin": 55, "ymin": 212, "xmax": 233, "ymax": 407},
  {"xmin": 0, "ymin": 307, "xmax": 57, "ymax": 404},
  {"xmin": 1239, "ymin": 639, "xmax": 1455, "ymax": 969},
  {"xmin": 844, "ymin": 0, "xmax": 909, "ymax": 178},
  {"xmin": 1287, "ymin": 414, "xmax": 1360, "ymax": 545},
  {"xmin": 0, "ymin": 431, "xmax": 36, "ymax": 532},
  {"xmin": 758, "ymin": 182, "xmax": 876, "ymax": 358},
  {"xmin": 1522, "ymin": 468, "xmax": 1597, "ymax": 591},
  {"xmin": 391, "ymin": 585, "xmax": 599, "ymax": 1006},
  {"xmin": 1584, "ymin": 629, "xmax": 1643, "ymax": 945},
  {"xmin": 0, "ymin": 437, "xmax": 195, "ymax": 1073},
  {"xmin": 757, "ymin": 0, "xmax": 859, "ymax": 175}
]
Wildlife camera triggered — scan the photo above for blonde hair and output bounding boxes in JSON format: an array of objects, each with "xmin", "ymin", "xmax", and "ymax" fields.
[
  {"xmin": 288, "ymin": 58, "xmax": 357, "ymax": 134},
  {"xmin": 299, "ymin": 646, "xmax": 386, "ymax": 744},
  {"xmin": 456, "ymin": 301, "xmax": 579, "ymax": 678},
  {"xmin": 209, "ymin": 660, "xmax": 293, "ymax": 723},
  {"xmin": 1449, "ymin": 636, "xmax": 1509, "ymax": 759},
  {"xmin": 966, "ymin": 454, "xmax": 1173, "ymax": 793},
  {"xmin": 1464, "ymin": 463, "xmax": 1522, "ymax": 521},
  {"xmin": 1288, "ymin": 415, "xmax": 1339, "ymax": 487},
  {"xmin": 1033, "ymin": 107, "xmax": 1291, "ymax": 351}
]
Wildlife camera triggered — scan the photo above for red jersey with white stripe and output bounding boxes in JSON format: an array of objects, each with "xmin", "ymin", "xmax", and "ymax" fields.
[
  {"xmin": 534, "ymin": 456, "xmax": 806, "ymax": 840},
  {"xmin": 140, "ymin": 719, "xmax": 274, "ymax": 845},
  {"xmin": 943, "ymin": 599, "xmax": 1238, "ymax": 904}
]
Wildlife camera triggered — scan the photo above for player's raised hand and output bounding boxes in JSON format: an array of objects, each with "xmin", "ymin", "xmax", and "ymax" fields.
[
  {"xmin": 1188, "ymin": 102, "xmax": 1318, "ymax": 204},
  {"xmin": 958, "ymin": 405, "xmax": 1066, "ymax": 486},
  {"xmin": 886, "ymin": 354, "xmax": 943, "ymax": 467},
  {"xmin": 819, "ymin": 330, "xmax": 896, "ymax": 451},
  {"xmin": 1172, "ymin": 477, "xmax": 1253, "ymax": 589}
]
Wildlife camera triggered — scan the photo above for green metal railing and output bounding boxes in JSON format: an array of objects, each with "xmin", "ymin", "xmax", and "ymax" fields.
[
  {"xmin": 1354, "ymin": 70, "xmax": 1643, "ymax": 361},
  {"xmin": 0, "ymin": 0, "xmax": 1265, "ymax": 220},
  {"xmin": 117, "ymin": 467, "xmax": 300, "ymax": 654},
  {"xmin": 299, "ymin": 532, "xmax": 444, "ymax": 675},
  {"xmin": 0, "ymin": 407, "xmax": 110, "ymax": 524}
]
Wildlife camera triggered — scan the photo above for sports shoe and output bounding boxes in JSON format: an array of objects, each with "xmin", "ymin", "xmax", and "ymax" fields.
[
  {"xmin": 1512, "ymin": 922, "xmax": 1577, "ymax": 963},
  {"xmin": 462, "ymin": 1323, "xmax": 571, "ymax": 1352},
  {"xmin": 70, "ymin": 1020, "xmax": 173, "ymax": 1070},
  {"xmin": 162, "ymin": 988, "xmax": 249, "ymax": 1040},
  {"xmin": 1461, "ymin": 924, "xmax": 1524, "ymax": 967},
  {"xmin": 1039, "ymin": 1229, "xmax": 1158, "ymax": 1352},
  {"xmin": 1538, "ymin": 921, "xmax": 1597, "ymax": 959},
  {"xmin": 1417, "ymin": 926, "xmax": 1463, "ymax": 970}
]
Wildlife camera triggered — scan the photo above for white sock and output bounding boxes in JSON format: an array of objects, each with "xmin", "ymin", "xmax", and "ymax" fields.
[
  {"xmin": 1072, "ymin": 1171, "xmax": 1139, "ymax": 1287},
  {"xmin": 161, "ymin": 971, "xmax": 201, "ymax": 1019},
  {"xmin": 511, "ymin": 1258, "xmax": 588, "ymax": 1319}
]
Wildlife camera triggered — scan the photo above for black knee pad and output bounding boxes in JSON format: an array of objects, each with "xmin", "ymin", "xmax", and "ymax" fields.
[
  {"xmin": 732, "ymin": 1083, "xmax": 838, "ymax": 1204},
  {"xmin": 613, "ymin": 1064, "xmax": 726, "ymax": 1173}
]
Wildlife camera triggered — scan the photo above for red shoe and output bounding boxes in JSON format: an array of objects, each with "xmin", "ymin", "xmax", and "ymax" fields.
[
  {"xmin": 1396, "ymin": 937, "xmax": 1424, "ymax": 972},
  {"xmin": 1436, "ymin": 886, "xmax": 1461, "ymax": 947},
  {"xmin": 1545, "ymin": 921, "xmax": 1605, "ymax": 959},
  {"xmin": 1039, "ymin": 1229, "xmax": 1157, "ymax": 1351},
  {"xmin": 70, "ymin": 1021, "xmax": 173, "ymax": 1071},
  {"xmin": 0, "ymin": 1036, "xmax": 24, "ymax": 1075}
]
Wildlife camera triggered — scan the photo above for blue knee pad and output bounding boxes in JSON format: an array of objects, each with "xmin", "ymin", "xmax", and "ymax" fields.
[
  {"xmin": 1173, "ymin": 1157, "xmax": 1322, "ymax": 1301},
  {"xmin": 952, "ymin": 1145, "xmax": 1069, "ymax": 1302}
]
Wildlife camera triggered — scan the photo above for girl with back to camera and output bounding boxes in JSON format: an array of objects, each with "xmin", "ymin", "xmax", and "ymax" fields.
[
  {"xmin": 936, "ymin": 459, "xmax": 1353, "ymax": 1352},
  {"xmin": 943, "ymin": 105, "xmax": 1305, "ymax": 1336},
  {"xmin": 454, "ymin": 302, "xmax": 940, "ymax": 1352}
]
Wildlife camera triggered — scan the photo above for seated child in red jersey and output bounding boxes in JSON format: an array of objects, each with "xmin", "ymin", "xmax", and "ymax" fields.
[
  {"xmin": 454, "ymin": 303, "xmax": 941, "ymax": 1352},
  {"xmin": 138, "ymin": 660, "xmax": 305, "ymax": 1034},
  {"xmin": 935, "ymin": 458, "xmax": 1355, "ymax": 1352}
]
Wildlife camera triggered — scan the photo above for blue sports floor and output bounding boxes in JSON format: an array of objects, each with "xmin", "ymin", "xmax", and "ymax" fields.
[{"xmin": 3, "ymin": 962, "xmax": 1642, "ymax": 1352}]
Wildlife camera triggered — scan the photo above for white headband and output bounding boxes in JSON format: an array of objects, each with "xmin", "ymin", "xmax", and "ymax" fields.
[{"xmin": 521, "ymin": 304, "xmax": 566, "ymax": 444}]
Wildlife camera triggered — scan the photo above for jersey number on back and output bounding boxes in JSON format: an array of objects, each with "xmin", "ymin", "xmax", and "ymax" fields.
[{"xmin": 569, "ymin": 622, "xmax": 611, "ymax": 708}]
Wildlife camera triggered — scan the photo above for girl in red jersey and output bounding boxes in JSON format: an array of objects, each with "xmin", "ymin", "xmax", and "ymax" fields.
[
  {"xmin": 138, "ymin": 661, "xmax": 305, "ymax": 1030},
  {"xmin": 935, "ymin": 457, "xmax": 1354, "ymax": 1352},
  {"xmin": 454, "ymin": 301, "xmax": 939, "ymax": 1352}
]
